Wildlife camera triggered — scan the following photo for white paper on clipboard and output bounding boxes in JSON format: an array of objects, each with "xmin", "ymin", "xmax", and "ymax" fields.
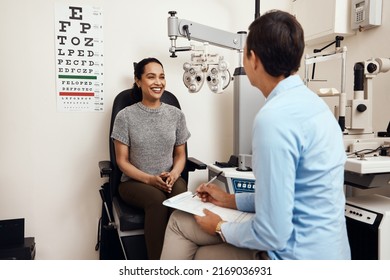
[{"xmin": 163, "ymin": 191, "xmax": 254, "ymax": 223}]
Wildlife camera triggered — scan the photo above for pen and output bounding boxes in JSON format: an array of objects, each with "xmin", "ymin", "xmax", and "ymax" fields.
[{"xmin": 192, "ymin": 171, "xmax": 223, "ymax": 197}]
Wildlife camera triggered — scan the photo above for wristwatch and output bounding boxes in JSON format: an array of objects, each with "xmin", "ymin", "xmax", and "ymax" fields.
[{"xmin": 215, "ymin": 220, "xmax": 226, "ymax": 242}]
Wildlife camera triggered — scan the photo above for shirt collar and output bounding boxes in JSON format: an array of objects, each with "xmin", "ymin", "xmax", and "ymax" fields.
[{"xmin": 266, "ymin": 75, "xmax": 304, "ymax": 102}]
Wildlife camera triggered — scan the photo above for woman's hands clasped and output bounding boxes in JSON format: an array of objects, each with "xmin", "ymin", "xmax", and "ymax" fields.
[{"xmin": 149, "ymin": 171, "xmax": 179, "ymax": 193}]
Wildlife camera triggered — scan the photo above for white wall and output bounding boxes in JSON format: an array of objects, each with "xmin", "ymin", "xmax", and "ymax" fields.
[{"xmin": 0, "ymin": 0, "xmax": 291, "ymax": 259}]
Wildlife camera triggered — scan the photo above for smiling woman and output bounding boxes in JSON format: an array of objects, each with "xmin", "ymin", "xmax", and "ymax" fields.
[{"xmin": 110, "ymin": 57, "xmax": 191, "ymax": 259}]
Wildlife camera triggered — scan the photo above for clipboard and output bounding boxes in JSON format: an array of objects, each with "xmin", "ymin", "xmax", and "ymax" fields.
[{"xmin": 163, "ymin": 191, "xmax": 254, "ymax": 223}]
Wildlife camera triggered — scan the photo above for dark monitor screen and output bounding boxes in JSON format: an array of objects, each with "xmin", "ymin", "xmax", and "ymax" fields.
[{"xmin": 0, "ymin": 218, "xmax": 24, "ymax": 247}]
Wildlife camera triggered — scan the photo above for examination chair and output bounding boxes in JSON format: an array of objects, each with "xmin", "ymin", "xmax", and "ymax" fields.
[{"xmin": 97, "ymin": 88, "xmax": 206, "ymax": 260}]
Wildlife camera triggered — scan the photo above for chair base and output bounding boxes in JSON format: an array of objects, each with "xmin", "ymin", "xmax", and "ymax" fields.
[
  {"xmin": 112, "ymin": 201, "xmax": 148, "ymax": 259},
  {"xmin": 121, "ymin": 234, "xmax": 148, "ymax": 260}
]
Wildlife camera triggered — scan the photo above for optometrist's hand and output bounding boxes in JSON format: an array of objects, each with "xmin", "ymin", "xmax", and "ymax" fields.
[
  {"xmin": 195, "ymin": 183, "xmax": 237, "ymax": 209},
  {"xmin": 194, "ymin": 209, "xmax": 222, "ymax": 236}
]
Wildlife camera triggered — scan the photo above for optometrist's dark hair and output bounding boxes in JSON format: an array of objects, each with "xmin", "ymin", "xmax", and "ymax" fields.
[
  {"xmin": 132, "ymin": 57, "xmax": 164, "ymax": 96},
  {"xmin": 246, "ymin": 10, "xmax": 305, "ymax": 78}
]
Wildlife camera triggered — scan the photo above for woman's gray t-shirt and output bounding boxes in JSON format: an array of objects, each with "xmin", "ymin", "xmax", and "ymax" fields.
[{"xmin": 111, "ymin": 102, "xmax": 191, "ymax": 182}]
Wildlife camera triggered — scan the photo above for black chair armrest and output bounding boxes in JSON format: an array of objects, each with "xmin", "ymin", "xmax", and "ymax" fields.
[
  {"xmin": 99, "ymin": 160, "xmax": 112, "ymax": 177},
  {"xmin": 187, "ymin": 157, "xmax": 207, "ymax": 172}
]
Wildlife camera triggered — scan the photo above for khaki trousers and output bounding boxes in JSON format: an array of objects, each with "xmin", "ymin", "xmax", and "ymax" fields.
[{"xmin": 160, "ymin": 210, "xmax": 263, "ymax": 260}]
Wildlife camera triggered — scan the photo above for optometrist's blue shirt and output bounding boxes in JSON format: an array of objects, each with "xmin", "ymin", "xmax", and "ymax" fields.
[{"xmin": 223, "ymin": 75, "xmax": 350, "ymax": 260}]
